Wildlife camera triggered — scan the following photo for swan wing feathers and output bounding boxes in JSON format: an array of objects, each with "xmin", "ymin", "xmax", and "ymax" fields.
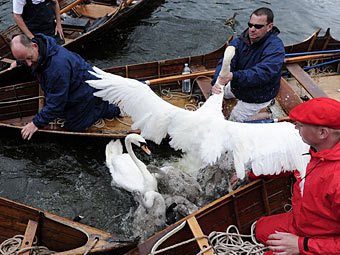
[
  {"xmin": 227, "ymin": 121, "xmax": 310, "ymax": 179},
  {"xmin": 109, "ymin": 154, "xmax": 146, "ymax": 193},
  {"xmin": 87, "ymin": 67, "xmax": 186, "ymax": 144},
  {"xmin": 168, "ymin": 93, "xmax": 229, "ymax": 163}
]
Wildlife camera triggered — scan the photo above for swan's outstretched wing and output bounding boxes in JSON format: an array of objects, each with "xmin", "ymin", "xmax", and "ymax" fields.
[
  {"xmin": 87, "ymin": 67, "xmax": 221, "ymax": 165},
  {"xmin": 216, "ymin": 121, "xmax": 310, "ymax": 179},
  {"xmin": 87, "ymin": 67, "xmax": 186, "ymax": 144},
  {"xmin": 88, "ymin": 47, "xmax": 309, "ymax": 181}
]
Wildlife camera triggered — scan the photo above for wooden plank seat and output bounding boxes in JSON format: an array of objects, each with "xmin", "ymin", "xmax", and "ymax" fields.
[
  {"xmin": 75, "ymin": 4, "xmax": 117, "ymax": 19},
  {"xmin": 286, "ymin": 63, "xmax": 329, "ymax": 98},
  {"xmin": 20, "ymin": 219, "xmax": 38, "ymax": 255},
  {"xmin": 187, "ymin": 216, "xmax": 214, "ymax": 255},
  {"xmin": 62, "ymin": 17, "xmax": 90, "ymax": 29}
]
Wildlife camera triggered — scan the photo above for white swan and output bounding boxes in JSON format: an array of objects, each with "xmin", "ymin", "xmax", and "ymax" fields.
[
  {"xmin": 89, "ymin": 46, "xmax": 310, "ymax": 181},
  {"xmin": 105, "ymin": 133, "xmax": 157, "ymax": 194}
]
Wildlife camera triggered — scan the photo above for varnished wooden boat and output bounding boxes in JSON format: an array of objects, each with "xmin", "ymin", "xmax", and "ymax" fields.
[
  {"xmin": 0, "ymin": 29, "xmax": 339, "ymax": 139},
  {"xmin": 0, "ymin": 0, "xmax": 152, "ymax": 69},
  {"xmin": 120, "ymin": 29, "xmax": 340, "ymax": 255},
  {"xmin": 124, "ymin": 176, "xmax": 292, "ymax": 255},
  {"xmin": 0, "ymin": 196, "xmax": 137, "ymax": 254}
]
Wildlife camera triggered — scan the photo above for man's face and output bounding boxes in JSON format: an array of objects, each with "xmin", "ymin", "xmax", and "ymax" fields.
[
  {"xmin": 12, "ymin": 43, "xmax": 39, "ymax": 67},
  {"xmin": 295, "ymin": 122, "xmax": 321, "ymax": 147},
  {"xmin": 248, "ymin": 14, "xmax": 273, "ymax": 44}
]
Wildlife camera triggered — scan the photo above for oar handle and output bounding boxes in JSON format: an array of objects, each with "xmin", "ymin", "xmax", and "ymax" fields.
[
  {"xmin": 285, "ymin": 49, "xmax": 340, "ymax": 57},
  {"xmin": 0, "ymin": 57, "xmax": 15, "ymax": 64},
  {"xmin": 285, "ymin": 52, "xmax": 340, "ymax": 63},
  {"xmin": 60, "ymin": 0, "xmax": 84, "ymax": 14},
  {"xmin": 244, "ymin": 116, "xmax": 292, "ymax": 124},
  {"xmin": 144, "ymin": 70, "xmax": 215, "ymax": 85}
]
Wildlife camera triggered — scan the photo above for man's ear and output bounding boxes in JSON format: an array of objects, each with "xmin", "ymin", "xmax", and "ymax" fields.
[
  {"xmin": 266, "ymin": 23, "xmax": 273, "ymax": 32},
  {"xmin": 319, "ymin": 127, "xmax": 330, "ymax": 140},
  {"xmin": 32, "ymin": 42, "xmax": 38, "ymax": 49}
]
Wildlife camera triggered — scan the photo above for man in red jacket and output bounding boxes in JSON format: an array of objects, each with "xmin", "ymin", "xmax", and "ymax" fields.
[{"xmin": 255, "ymin": 97, "xmax": 340, "ymax": 255}]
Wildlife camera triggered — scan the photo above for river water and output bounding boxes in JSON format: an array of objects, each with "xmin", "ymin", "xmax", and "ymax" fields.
[{"xmin": 0, "ymin": 0, "xmax": 340, "ymax": 241}]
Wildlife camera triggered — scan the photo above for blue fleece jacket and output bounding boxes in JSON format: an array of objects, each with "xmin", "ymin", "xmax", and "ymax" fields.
[
  {"xmin": 31, "ymin": 34, "xmax": 120, "ymax": 131},
  {"xmin": 212, "ymin": 27, "xmax": 285, "ymax": 103}
]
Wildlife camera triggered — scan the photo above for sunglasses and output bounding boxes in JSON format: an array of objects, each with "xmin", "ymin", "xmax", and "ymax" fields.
[{"xmin": 248, "ymin": 22, "xmax": 267, "ymax": 29}]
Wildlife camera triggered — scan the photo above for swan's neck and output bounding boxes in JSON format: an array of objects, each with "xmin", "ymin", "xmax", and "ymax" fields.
[{"xmin": 125, "ymin": 139, "xmax": 144, "ymax": 170}]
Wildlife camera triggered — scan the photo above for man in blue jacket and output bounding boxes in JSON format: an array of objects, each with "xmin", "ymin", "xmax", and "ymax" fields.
[
  {"xmin": 211, "ymin": 7, "xmax": 285, "ymax": 122},
  {"xmin": 10, "ymin": 34, "xmax": 120, "ymax": 140}
]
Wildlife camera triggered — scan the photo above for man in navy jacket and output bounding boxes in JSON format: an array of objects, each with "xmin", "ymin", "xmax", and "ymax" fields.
[
  {"xmin": 211, "ymin": 7, "xmax": 285, "ymax": 122},
  {"xmin": 10, "ymin": 34, "xmax": 120, "ymax": 140}
]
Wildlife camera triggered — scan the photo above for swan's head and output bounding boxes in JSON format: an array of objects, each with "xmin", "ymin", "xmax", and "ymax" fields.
[{"xmin": 126, "ymin": 134, "xmax": 151, "ymax": 155}]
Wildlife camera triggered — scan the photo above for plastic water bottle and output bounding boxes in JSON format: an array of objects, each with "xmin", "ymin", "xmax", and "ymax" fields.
[{"xmin": 181, "ymin": 63, "xmax": 191, "ymax": 93}]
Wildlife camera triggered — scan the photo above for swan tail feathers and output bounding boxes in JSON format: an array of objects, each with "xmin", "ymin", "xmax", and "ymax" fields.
[{"xmin": 105, "ymin": 139, "xmax": 123, "ymax": 169}]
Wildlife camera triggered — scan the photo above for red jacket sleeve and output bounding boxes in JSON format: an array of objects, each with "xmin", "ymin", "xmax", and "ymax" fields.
[
  {"xmin": 299, "ymin": 236, "xmax": 340, "ymax": 254},
  {"xmin": 248, "ymin": 170, "xmax": 293, "ymax": 180}
]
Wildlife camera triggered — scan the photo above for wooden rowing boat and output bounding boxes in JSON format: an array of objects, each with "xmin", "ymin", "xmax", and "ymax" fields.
[
  {"xmin": 124, "ymin": 176, "xmax": 292, "ymax": 255},
  {"xmin": 0, "ymin": 29, "xmax": 339, "ymax": 139},
  {"xmin": 0, "ymin": 0, "xmax": 152, "ymax": 69},
  {"xmin": 0, "ymin": 196, "xmax": 137, "ymax": 254},
  {"xmin": 120, "ymin": 31, "xmax": 340, "ymax": 255}
]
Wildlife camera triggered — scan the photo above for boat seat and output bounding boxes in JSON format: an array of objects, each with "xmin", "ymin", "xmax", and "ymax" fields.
[
  {"xmin": 20, "ymin": 219, "xmax": 38, "ymax": 255},
  {"xmin": 286, "ymin": 63, "xmax": 328, "ymax": 98},
  {"xmin": 75, "ymin": 4, "xmax": 117, "ymax": 19},
  {"xmin": 187, "ymin": 216, "xmax": 214, "ymax": 255},
  {"xmin": 62, "ymin": 17, "xmax": 90, "ymax": 30}
]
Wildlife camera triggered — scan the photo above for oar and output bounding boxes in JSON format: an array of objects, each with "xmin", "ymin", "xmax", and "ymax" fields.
[
  {"xmin": 125, "ymin": 0, "xmax": 135, "ymax": 5},
  {"xmin": 243, "ymin": 116, "xmax": 293, "ymax": 124},
  {"xmin": 144, "ymin": 70, "xmax": 215, "ymax": 85},
  {"xmin": 144, "ymin": 51, "xmax": 340, "ymax": 85},
  {"xmin": 285, "ymin": 49, "xmax": 340, "ymax": 57},
  {"xmin": 285, "ymin": 51, "xmax": 340, "ymax": 63},
  {"xmin": 60, "ymin": 0, "xmax": 84, "ymax": 14},
  {"xmin": 0, "ymin": 57, "xmax": 15, "ymax": 64}
]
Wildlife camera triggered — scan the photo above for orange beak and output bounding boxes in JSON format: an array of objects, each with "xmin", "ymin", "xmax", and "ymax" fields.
[{"xmin": 141, "ymin": 144, "xmax": 151, "ymax": 155}]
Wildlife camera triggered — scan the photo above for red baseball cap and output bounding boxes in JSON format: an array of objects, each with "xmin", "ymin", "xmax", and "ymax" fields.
[{"xmin": 289, "ymin": 97, "xmax": 340, "ymax": 130}]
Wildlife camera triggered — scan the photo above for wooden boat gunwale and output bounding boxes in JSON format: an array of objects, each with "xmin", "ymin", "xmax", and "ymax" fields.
[
  {"xmin": 0, "ymin": 29, "xmax": 339, "ymax": 139},
  {"xmin": 124, "ymin": 176, "xmax": 292, "ymax": 254},
  {"xmin": 0, "ymin": 195, "xmax": 137, "ymax": 254}
]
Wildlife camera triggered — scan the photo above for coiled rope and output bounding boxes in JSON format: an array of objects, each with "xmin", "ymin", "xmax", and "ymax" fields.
[
  {"xmin": 149, "ymin": 221, "xmax": 268, "ymax": 255},
  {"xmin": 0, "ymin": 235, "xmax": 55, "ymax": 255},
  {"xmin": 207, "ymin": 222, "xmax": 267, "ymax": 255}
]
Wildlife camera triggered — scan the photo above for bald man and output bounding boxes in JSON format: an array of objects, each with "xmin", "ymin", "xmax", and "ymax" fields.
[{"xmin": 10, "ymin": 34, "xmax": 120, "ymax": 140}]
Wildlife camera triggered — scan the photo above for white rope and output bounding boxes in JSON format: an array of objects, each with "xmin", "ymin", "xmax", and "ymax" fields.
[
  {"xmin": 160, "ymin": 88, "xmax": 202, "ymax": 111},
  {"xmin": 0, "ymin": 235, "xmax": 55, "ymax": 255},
  {"xmin": 208, "ymin": 222, "xmax": 268, "ymax": 255},
  {"xmin": 112, "ymin": 117, "xmax": 132, "ymax": 127},
  {"xmin": 92, "ymin": 118, "xmax": 106, "ymax": 128},
  {"xmin": 160, "ymin": 88, "xmax": 199, "ymax": 100},
  {"xmin": 0, "ymin": 235, "xmax": 22, "ymax": 255},
  {"xmin": 184, "ymin": 103, "xmax": 198, "ymax": 111},
  {"xmin": 149, "ymin": 235, "xmax": 208, "ymax": 255}
]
